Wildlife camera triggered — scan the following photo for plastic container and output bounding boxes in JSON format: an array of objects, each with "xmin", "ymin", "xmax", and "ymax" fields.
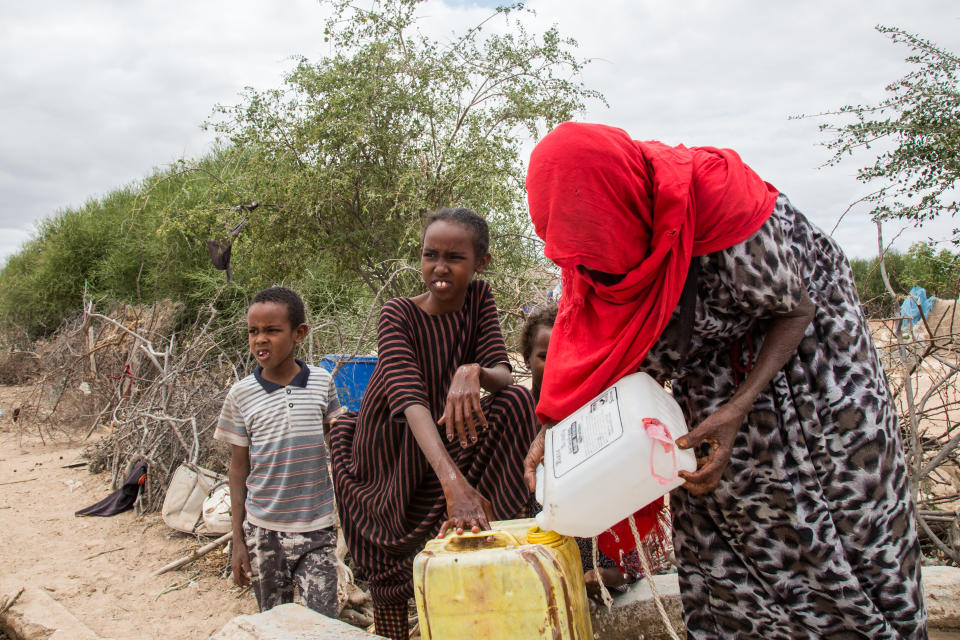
[
  {"xmin": 535, "ymin": 372, "xmax": 697, "ymax": 538},
  {"xmin": 413, "ymin": 518, "xmax": 593, "ymax": 640},
  {"xmin": 318, "ymin": 354, "xmax": 378, "ymax": 411}
]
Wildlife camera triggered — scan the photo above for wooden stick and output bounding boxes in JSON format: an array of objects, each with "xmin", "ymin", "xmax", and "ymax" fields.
[
  {"xmin": 151, "ymin": 532, "xmax": 231, "ymax": 576},
  {"xmin": 84, "ymin": 547, "xmax": 124, "ymax": 561},
  {"xmin": 83, "ymin": 402, "xmax": 113, "ymax": 441},
  {"xmin": 0, "ymin": 587, "xmax": 24, "ymax": 616},
  {"xmin": 155, "ymin": 571, "xmax": 201, "ymax": 600},
  {"xmin": 0, "ymin": 478, "xmax": 37, "ymax": 486}
]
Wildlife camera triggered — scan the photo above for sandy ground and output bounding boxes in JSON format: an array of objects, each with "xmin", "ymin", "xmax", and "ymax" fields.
[
  {"xmin": 2, "ymin": 374, "xmax": 958, "ymax": 640},
  {"xmin": 0, "ymin": 386, "xmax": 258, "ymax": 639}
]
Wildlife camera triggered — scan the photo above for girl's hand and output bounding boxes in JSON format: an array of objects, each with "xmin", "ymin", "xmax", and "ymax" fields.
[
  {"xmin": 676, "ymin": 400, "xmax": 748, "ymax": 495},
  {"xmin": 438, "ymin": 480, "xmax": 494, "ymax": 537},
  {"xmin": 438, "ymin": 364, "xmax": 486, "ymax": 448},
  {"xmin": 523, "ymin": 424, "xmax": 549, "ymax": 492},
  {"xmin": 584, "ymin": 567, "xmax": 629, "ymax": 604}
]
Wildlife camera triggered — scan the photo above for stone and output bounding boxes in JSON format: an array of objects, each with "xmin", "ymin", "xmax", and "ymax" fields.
[
  {"xmin": 0, "ymin": 584, "xmax": 102, "ymax": 640},
  {"xmin": 590, "ymin": 564, "xmax": 960, "ymax": 639},
  {"xmin": 211, "ymin": 603, "xmax": 383, "ymax": 640},
  {"xmin": 924, "ymin": 565, "xmax": 960, "ymax": 629},
  {"xmin": 591, "ymin": 572, "xmax": 684, "ymax": 640}
]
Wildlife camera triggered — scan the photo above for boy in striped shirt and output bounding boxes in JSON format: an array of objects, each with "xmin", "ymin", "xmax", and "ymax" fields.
[{"xmin": 216, "ymin": 287, "xmax": 342, "ymax": 616}]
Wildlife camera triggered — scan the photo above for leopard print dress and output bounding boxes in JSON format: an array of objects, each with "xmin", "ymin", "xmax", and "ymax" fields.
[{"xmin": 639, "ymin": 195, "xmax": 927, "ymax": 639}]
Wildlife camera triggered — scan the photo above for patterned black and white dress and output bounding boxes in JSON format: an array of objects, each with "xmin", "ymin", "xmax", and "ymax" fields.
[{"xmin": 640, "ymin": 195, "xmax": 927, "ymax": 639}]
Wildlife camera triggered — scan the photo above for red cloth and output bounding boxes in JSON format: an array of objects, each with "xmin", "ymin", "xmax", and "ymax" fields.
[
  {"xmin": 597, "ymin": 501, "xmax": 664, "ymax": 572},
  {"xmin": 527, "ymin": 122, "xmax": 779, "ymax": 425},
  {"xmin": 527, "ymin": 122, "xmax": 778, "ymax": 547}
]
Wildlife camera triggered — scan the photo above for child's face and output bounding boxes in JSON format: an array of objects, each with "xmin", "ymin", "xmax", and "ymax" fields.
[
  {"xmin": 420, "ymin": 220, "xmax": 490, "ymax": 313},
  {"xmin": 247, "ymin": 302, "xmax": 306, "ymax": 373},
  {"xmin": 527, "ymin": 325, "xmax": 552, "ymax": 399}
]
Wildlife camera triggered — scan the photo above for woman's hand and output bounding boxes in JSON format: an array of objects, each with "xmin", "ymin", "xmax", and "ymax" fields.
[
  {"xmin": 676, "ymin": 400, "xmax": 748, "ymax": 495},
  {"xmin": 676, "ymin": 296, "xmax": 814, "ymax": 495},
  {"xmin": 523, "ymin": 424, "xmax": 549, "ymax": 492},
  {"xmin": 438, "ymin": 479, "xmax": 494, "ymax": 537},
  {"xmin": 438, "ymin": 364, "xmax": 486, "ymax": 448}
]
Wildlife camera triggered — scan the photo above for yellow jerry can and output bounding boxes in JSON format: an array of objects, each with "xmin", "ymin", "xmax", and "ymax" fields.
[{"xmin": 413, "ymin": 518, "xmax": 593, "ymax": 640}]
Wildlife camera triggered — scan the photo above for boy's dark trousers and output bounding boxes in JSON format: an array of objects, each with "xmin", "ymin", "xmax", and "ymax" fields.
[{"xmin": 243, "ymin": 521, "xmax": 338, "ymax": 616}]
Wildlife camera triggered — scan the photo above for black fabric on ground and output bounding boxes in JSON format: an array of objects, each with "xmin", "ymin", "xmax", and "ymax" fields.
[{"xmin": 76, "ymin": 461, "xmax": 147, "ymax": 517}]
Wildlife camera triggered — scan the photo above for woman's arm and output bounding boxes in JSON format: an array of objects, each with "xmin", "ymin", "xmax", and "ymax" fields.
[
  {"xmin": 404, "ymin": 403, "xmax": 493, "ymax": 536},
  {"xmin": 677, "ymin": 289, "xmax": 816, "ymax": 494}
]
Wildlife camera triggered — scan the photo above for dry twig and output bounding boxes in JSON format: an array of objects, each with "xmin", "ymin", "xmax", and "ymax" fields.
[
  {"xmin": 152, "ymin": 532, "xmax": 232, "ymax": 577},
  {"xmin": 0, "ymin": 478, "xmax": 37, "ymax": 486},
  {"xmin": 84, "ymin": 547, "xmax": 125, "ymax": 561},
  {"xmin": 0, "ymin": 587, "xmax": 24, "ymax": 616},
  {"xmin": 873, "ymin": 220, "xmax": 960, "ymax": 564}
]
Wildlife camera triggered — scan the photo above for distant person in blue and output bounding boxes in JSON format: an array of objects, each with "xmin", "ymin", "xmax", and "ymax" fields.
[{"xmin": 900, "ymin": 286, "xmax": 936, "ymax": 336}]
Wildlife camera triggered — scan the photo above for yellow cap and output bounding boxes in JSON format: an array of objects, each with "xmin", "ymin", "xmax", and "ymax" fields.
[{"xmin": 527, "ymin": 526, "xmax": 564, "ymax": 548}]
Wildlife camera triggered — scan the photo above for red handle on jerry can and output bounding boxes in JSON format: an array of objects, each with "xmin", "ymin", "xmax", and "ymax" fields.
[{"xmin": 643, "ymin": 418, "xmax": 678, "ymax": 486}]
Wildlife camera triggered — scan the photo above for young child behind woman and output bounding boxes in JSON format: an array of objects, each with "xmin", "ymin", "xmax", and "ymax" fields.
[
  {"xmin": 330, "ymin": 208, "xmax": 538, "ymax": 640},
  {"xmin": 520, "ymin": 304, "xmax": 641, "ymax": 602}
]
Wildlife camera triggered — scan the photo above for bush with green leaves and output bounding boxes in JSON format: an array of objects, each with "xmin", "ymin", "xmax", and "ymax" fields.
[
  {"xmin": 806, "ymin": 26, "xmax": 960, "ymax": 236},
  {"xmin": 1, "ymin": 0, "xmax": 597, "ymax": 347},
  {"xmin": 0, "ymin": 180, "xmax": 205, "ymax": 338},
  {"xmin": 178, "ymin": 0, "xmax": 599, "ymax": 326}
]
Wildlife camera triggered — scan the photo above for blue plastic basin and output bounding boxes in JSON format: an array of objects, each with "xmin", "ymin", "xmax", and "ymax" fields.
[{"xmin": 319, "ymin": 354, "xmax": 378, "ymax": 412}]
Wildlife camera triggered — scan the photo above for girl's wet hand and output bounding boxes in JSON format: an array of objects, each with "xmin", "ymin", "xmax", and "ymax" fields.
[
  {"xmin": 439, "ymin": 481, "xmax": 494, "ymax": 537},
  {"xmin": 676, "ymin": 400, "xmax": 747, "ymax": 495},
  {"xmin": 439, "ymin": 364, "xmax": 486, "ymax": 448},
  {"xmin": 523, "ymin": 424, "xmax": 549, "ymax": 492}
]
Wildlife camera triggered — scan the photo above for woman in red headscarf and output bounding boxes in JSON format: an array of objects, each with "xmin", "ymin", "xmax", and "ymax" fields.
[{"xmin": 523, "ymin": 122, "xmax": 926, "ymax": 639}]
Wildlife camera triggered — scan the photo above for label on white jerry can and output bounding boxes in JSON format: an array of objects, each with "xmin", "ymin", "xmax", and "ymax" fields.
[{"xmin": 551, "ymin": 387, "xmax": 624, "ymax": 478}]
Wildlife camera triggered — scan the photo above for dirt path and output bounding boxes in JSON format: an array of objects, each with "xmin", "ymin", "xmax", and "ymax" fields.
[
  {"xmin": 0, "ymin": 387, "xmax": 257, "ymax": 639},
  {"xmin": 3, "ymin": 382, "xmax": 957, "ymax": 640}
]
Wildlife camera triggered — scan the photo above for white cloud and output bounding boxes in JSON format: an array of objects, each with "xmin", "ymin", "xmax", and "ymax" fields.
[
  {"xmin": 0, "ymin": 226, "xmax": 34, "ymax": 268},
  {"xmin": 0, "ymin": 0, "xmax": 958, "ymax": 266}
]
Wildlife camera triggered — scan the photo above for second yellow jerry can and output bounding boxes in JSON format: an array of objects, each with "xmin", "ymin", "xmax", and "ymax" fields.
[{"xmin": 412, "ymin": 518, "xmax": 593, "ymax": 640}]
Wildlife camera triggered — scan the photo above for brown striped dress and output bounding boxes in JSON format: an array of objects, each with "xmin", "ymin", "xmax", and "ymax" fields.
[{"xmin": 329, "ymin": 279, "xmax": 538, "ymax": 606}]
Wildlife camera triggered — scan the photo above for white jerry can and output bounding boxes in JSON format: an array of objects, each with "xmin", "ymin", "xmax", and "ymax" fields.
[{"xmin": 535, "ymin": 372, "xmax": 698, "ymax": 538}]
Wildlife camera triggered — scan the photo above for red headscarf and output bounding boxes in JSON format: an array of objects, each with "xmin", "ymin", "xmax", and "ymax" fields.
[{"xmin": 527, "ymin": 122, "xmax": 778, "ymax": 425}]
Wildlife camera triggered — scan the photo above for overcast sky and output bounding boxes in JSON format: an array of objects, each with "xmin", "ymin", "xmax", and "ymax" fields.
[{"xmin": 2, "ymin": 0, "xmax": 958, "ymax": 266}]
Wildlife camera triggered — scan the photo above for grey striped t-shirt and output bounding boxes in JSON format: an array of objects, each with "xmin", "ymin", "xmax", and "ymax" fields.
[{"xmin": 215, "ymin": 361, "xmax": 341, "ymax": 533}]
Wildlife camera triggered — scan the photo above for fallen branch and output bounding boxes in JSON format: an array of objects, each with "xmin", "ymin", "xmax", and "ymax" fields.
[
  {"xmin": 0, "ymin": 587, "xmax": 24, "ymax": 616},
  {"xmin": 0, "ymin": 478, "xmax": 38, "ymax": 486},
  {"xmin": 85, "ymin": 547, "xmax": 125, "ymax": 561},
  {"xmin": 151, "ymin": 532, "xmax": 231, "ymax": 577},
  {"xmin": 918, "ymin": 514, "xmax": 960, "ymax": 565},
  {"xmin": 155, "ymin": 571, "xmax": 201, "ymax": 600},
  {"xmin": 85, "ymin": 310, "xmax": 165, "ymax": 372},
  {"xmin": 83, "ymin": 401, "xmax": 114, "ymax": 441}
]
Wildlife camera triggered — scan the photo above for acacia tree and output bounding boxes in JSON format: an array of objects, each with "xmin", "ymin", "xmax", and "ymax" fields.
[
  {"xmin": 173, "ymin": 0, "xmax": 601, "ymax": 312},
  {"xmin": 809, "ymin": 26, "xmax": 960, "ymax": 235}
]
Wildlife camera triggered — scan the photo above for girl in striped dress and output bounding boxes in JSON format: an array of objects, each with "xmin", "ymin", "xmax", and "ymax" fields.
[{"xmin": 329, "ymin": 208, "xmax": 538, "ymax": 640}]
